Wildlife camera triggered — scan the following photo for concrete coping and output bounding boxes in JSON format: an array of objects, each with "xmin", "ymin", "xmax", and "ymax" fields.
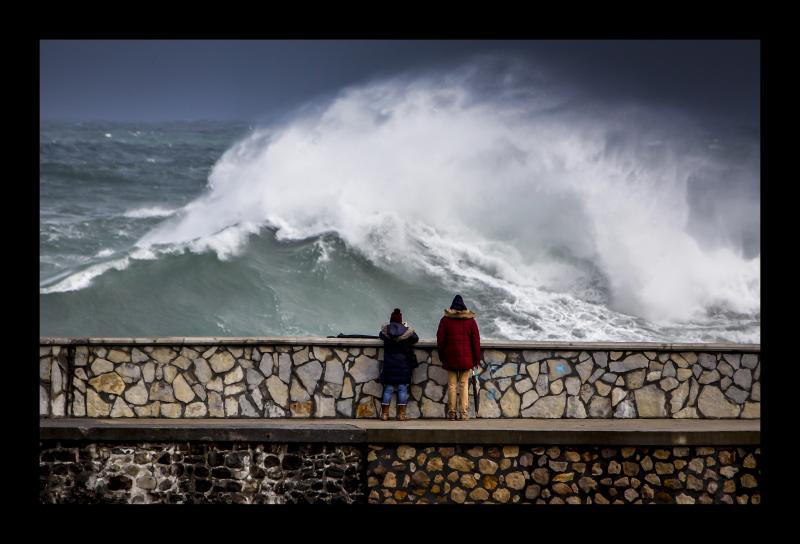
[
  {"xmin": 39, "ymin": 336, "xmax": 760, "ymax": 352},
  {"xmin": 40, "ymin": 418, "xmax": 760, "ymax": 446}
]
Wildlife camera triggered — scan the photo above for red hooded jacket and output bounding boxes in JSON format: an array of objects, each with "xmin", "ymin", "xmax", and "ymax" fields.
[{"xmin": 436, "ymin": 309, "xmax": 481, "ymax": 370}]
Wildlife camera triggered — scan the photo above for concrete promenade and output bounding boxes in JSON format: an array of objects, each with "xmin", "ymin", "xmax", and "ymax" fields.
[{"xmin": 40, "ymin": 418, "xmax": 759, "ymax": 445}]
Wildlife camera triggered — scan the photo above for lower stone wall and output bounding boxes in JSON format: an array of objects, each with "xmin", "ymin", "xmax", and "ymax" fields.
[
  {"xmin": 39, "ymin": 441, "xmax": 363, "ymax": 504},
  {"xmin": 366, "ymin": 444, "xmax": 761, "ymax": 504},
  {"xmin": 40, "ymin": 440, "xmax": 760, "ymax": 504}
]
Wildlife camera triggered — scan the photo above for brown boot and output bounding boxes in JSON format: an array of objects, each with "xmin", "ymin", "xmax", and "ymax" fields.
[
  {"xmin": 380, "ymin": 404, "xmax": 390, "ymax": 421},
  {"xmin": 397, "ymin": 404, "xmax": 408, "ymax": 421},
  {"xmin": 447, "ymin": 407, "xmax": 457, "ymax": 421}
]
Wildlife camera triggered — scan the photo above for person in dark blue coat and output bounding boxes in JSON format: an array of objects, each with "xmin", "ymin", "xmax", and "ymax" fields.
[{"xmin": 379, "ymin": 308, "xmax": 419, "ymax": 421}]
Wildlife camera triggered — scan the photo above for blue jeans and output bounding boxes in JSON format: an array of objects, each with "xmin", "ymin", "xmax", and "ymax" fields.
[{"xmin": 382, "ymin": 384, "xmax": 409, "ymax": 405}]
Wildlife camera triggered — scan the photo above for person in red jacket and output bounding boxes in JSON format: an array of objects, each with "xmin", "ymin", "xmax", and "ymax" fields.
[{"xmin": 436, "ymin": 294, "xmax": 481, "ymax": 420}]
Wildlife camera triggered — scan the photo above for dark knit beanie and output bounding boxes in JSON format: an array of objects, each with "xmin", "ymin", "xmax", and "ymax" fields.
[
  {"xmin": 450, "ymin": 295, "xmax": 467, "ymax": 311},
  {"xmin": 390, "ymin": 308, "xmax": 403, "ymax": 323}
]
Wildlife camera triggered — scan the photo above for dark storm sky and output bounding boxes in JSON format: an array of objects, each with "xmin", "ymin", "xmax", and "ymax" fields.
[{"xmin": 40, "ymin": 40, "xmax": 759, "ymax": 129}]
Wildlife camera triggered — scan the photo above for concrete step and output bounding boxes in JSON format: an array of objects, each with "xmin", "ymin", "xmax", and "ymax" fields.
[{"xmin": 40, "ymin": 417, "xmax": 760, "ymax": 445}]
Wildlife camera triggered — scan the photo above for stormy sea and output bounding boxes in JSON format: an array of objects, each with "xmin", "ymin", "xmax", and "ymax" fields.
[{"xmin": 40, "ymin": 64, "xmax": 760, "ymax": 342}]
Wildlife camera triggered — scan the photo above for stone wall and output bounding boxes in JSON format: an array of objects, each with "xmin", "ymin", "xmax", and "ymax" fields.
[
  {"xmin": 39, "ymin": 441, "xmax": 363, "ymax": 504},
  {"xmin": 366, "ymin": 444, "xmax": 760, "ymax": 504},
  {"xmin": 39, "ymin": 440, "xmax": 760, "ymax": 504},
  {"xmin": 39, "ymin": 340, "xmax": 760, "ymax": 419}
]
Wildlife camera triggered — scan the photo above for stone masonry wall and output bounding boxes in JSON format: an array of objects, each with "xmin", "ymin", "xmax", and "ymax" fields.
[
  {"xmin": 39, "ymin": 343, "xmax": 760, "ymax": 419},
  {"xmin": 40, "ymin": 440, "xmax": 760, "ymax": 504},
  {"xmin": 366, "ymin": 444, "xmax": 761, "ymax": 504},
  {"xmin": 39, "ymin": 441, "xmax": 363, "ymax": 504}
]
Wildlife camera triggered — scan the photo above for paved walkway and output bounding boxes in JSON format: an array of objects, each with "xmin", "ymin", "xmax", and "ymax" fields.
[{"xmin": 40, "ymin": 418, "xmax": 759, "ymax": 445}]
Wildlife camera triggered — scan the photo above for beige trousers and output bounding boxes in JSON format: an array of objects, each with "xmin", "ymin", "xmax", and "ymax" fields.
[{"xmin": 447, "ymin": 370, "xmax": 470, "ymax": 414}]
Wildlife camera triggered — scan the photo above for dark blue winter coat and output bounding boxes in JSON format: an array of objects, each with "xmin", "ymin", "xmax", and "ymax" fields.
[{"xmin": 379, "ymin": 322, "xmax": 420, "ymax": 385}]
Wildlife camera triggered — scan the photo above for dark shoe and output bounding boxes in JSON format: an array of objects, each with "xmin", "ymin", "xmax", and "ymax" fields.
[
  {"xmin": 397, "ymin": 405, "xmax": 408, "ymax": 421},
  {"xmin": 447, "ymin": 409, "xmax": 457, "ymax": 421},
  {"xmin": 380, "ymin": 404, "xmax": 390, "ymax": 421}
]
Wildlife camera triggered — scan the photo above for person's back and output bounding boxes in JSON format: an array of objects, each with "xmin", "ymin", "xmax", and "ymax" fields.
[
  {"xmin": 378, "ymin": 308, "xmax": 419, "ymax": 421},
  {"xmin": 436, "ymin": 294, "xmax": 481, "ymax": 420}
]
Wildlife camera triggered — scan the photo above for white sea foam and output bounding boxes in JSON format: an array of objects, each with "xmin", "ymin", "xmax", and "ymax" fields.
[
  {"xmin": 135, "ymin": 61, "xmax": 759, "ymax": 335},
  {"xmin": 48, "ymin": 60, "xmax": 758, "ymax": 340},
  {"xmin": 40, "ymin": 257, "xmax": 131, "ymax": 294},
  {"xmin": 123, "ymin": 206, "xmax": 177, "ymax": 219}
]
